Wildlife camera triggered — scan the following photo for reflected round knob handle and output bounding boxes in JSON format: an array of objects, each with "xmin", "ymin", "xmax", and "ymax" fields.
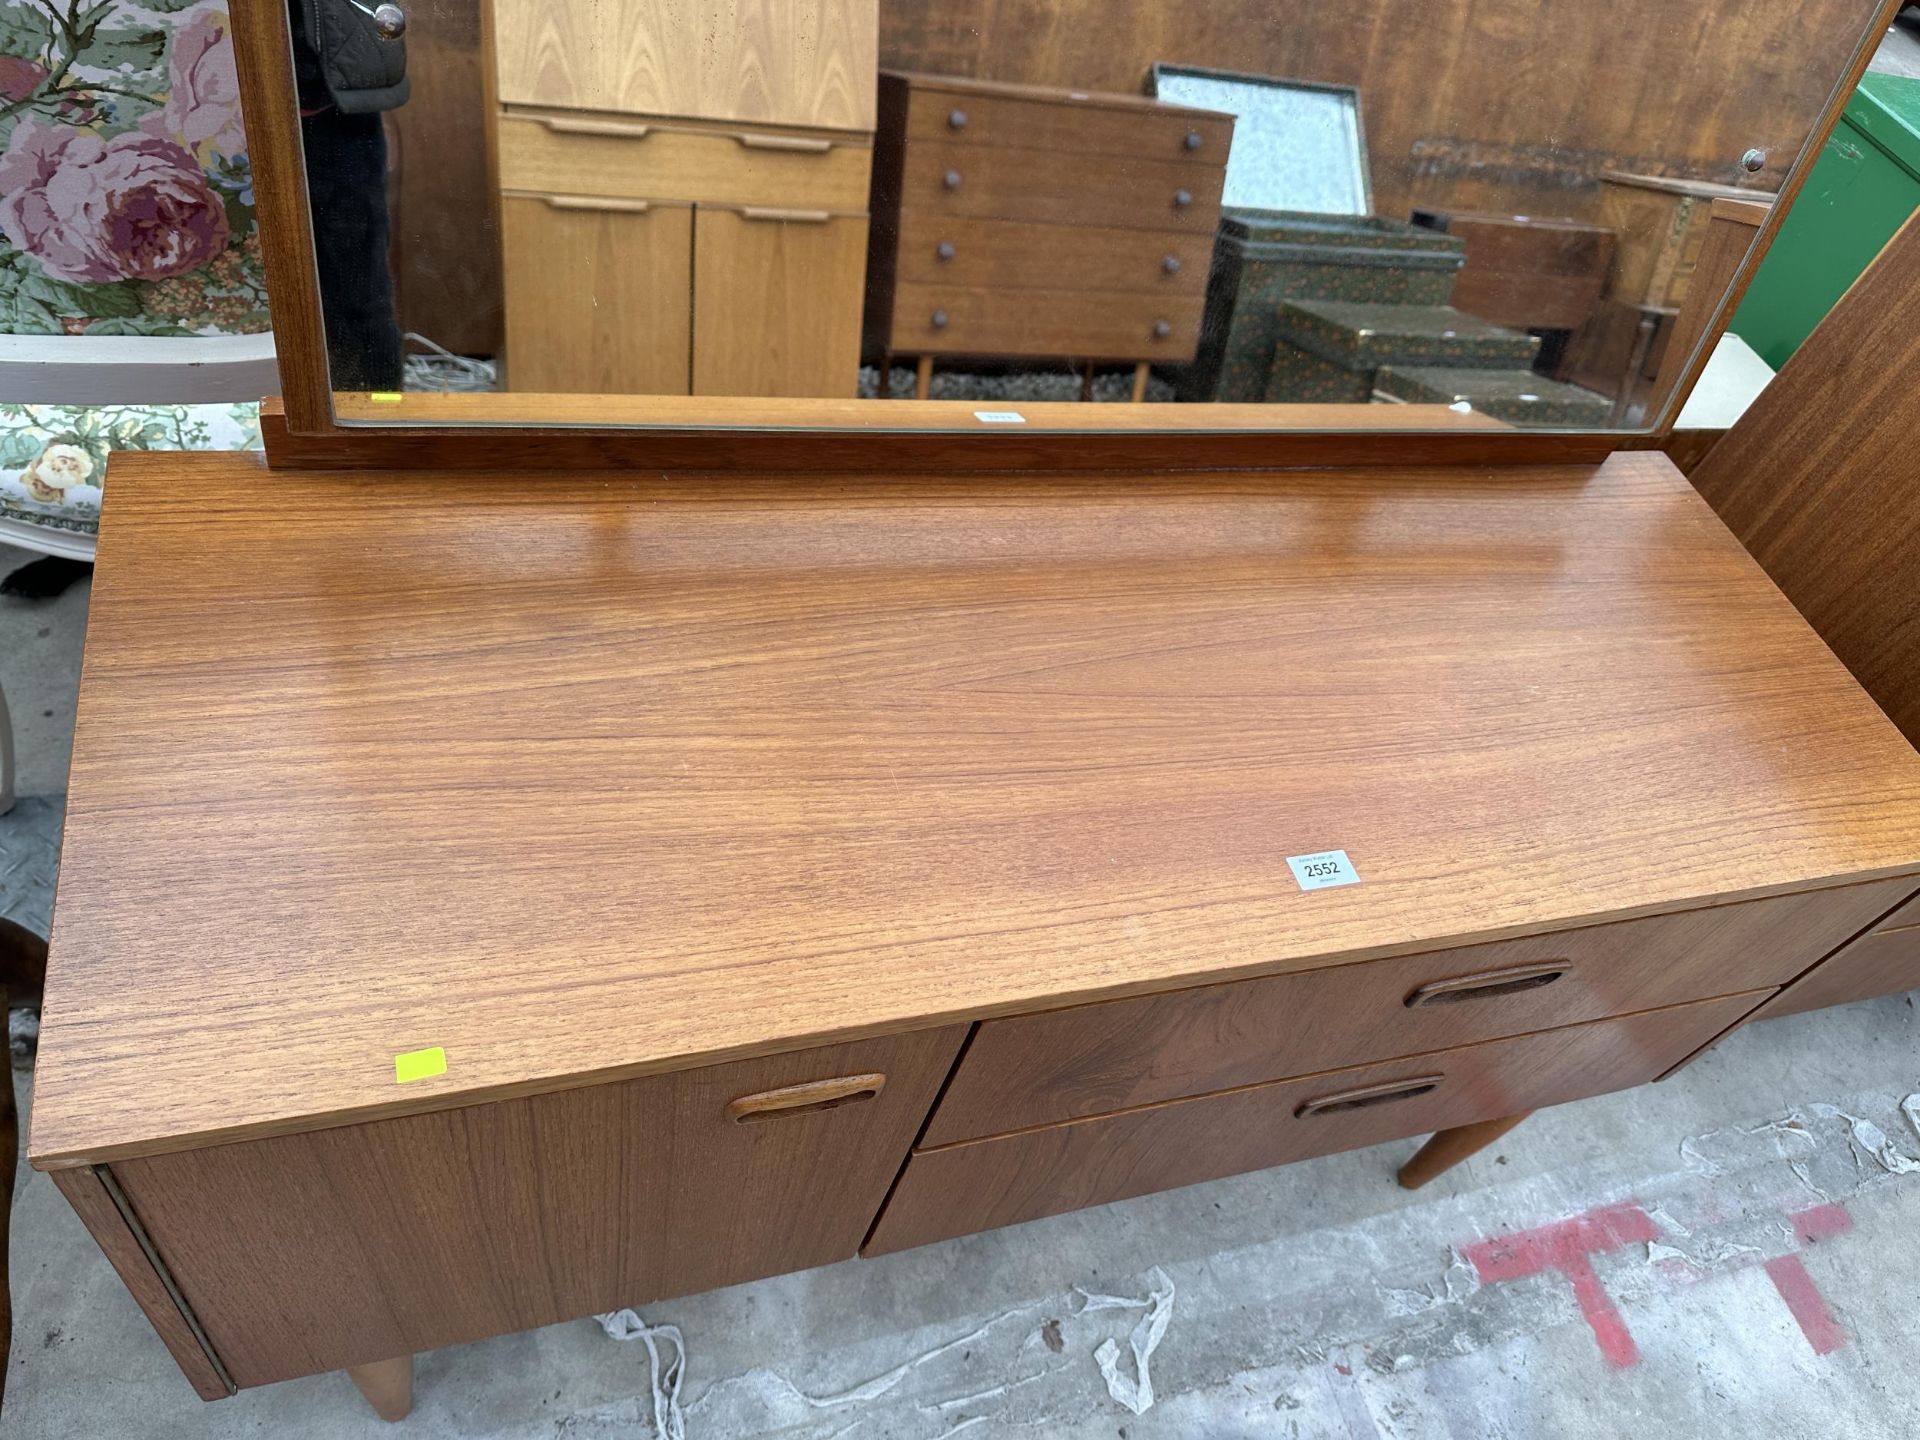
[
  {"xmin": 936, "ymin": 241, "xmax": 956, "ymax": 262},
  {"xmin": 943, "ymin": 168, "xmax": 962, "ymax": 190},
  {"xmin": 1153, "ymin": 320, "xmax": 1173, "ymax": 338},
  {"xmin": 948, "ymin": 109, "xmax": 968, "ymax": 130},
  {"xmin": 931, "ymin": 309, "xmax": 950, "ymax": 329},
  {"xmin": 1162, "ymin": 254, "xmax": 1181, "ymax": 274},
  {"xmin": 371, "ymin": 2, "xmax": 406, "ymax": 39},
  {"xmin": 1184, "ymin": 130, "xmax": 1202, "ymax": 151},
  {"xmin": 1173, "ymin": 188, "xmax": 1193, "ymax": 208}
]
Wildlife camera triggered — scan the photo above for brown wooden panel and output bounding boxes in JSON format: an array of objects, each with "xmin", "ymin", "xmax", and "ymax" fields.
[
  {"xmin": 894, "ymin": 214, "xmax": 1210, "ymax": 294},
  {"xmin": 898, "ymin": 140, "xmax": 1222, "ymax": 232},
  {"xmin": 497, "ymin": 110, "xmax": 874, "ymax": 211},
  {"xmin": 48, "ymin": 1167, "xmax": 231, "ymax": 1400},
  {"xmin": 492, "ymin": 0, "xmax": 877, "ymax": 131},
  {"xmin": 1751, "ymin": 928, "xmax": 1920, "ymax": 1021},
  {"xmin": 876, "ymin": 0, "xmax": 1866, "ymax": 224},
  {"xmin": 501, "ymin": 195, "xmax": 692, "ymax": 394},
  {"xmin": 693, "ymin": 207, "xmax": 868, "ymax": 397},
  {"xmin": 385, "ymin": 0, "xmax": 500, "ymax": 356},
  {"xmin": 1874, "ymin": 891, "xmax": 1920, "ymax": 934},
  {"xmin": 29, "ymin": 452, "xmax": 1920, "ymax": 1168},
  {"xmin": 902, "ymin": 79, "xmax": 1233, "ymax": 162},
  {"xmin": 868, "ymin": 995, "xmax": 1758, "ymax": 1254},
  {"xmin": 924, "ymin": 877, "xmax": 1915, "ymax": 1145},
  {"xmin": 113, "ymin": 1027, "xmax": 964, "ymax": 1388},
  {"xmin": 1649, "ymin": 199, "xmax": 1769, "ymax": 413},
  {"xmin": 1691, "ymin": 209, "xmax": 1920, "ymax": 750},
  {"xmin": 890, "ymin": 281, "xmax": 1200, "ymax": 360},
  {"xmin": 1412, "ymin": 210, "xmax": 1615, "ymax": 332}
]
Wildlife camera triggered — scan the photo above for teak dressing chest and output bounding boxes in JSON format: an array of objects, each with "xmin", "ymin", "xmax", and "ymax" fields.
[
  {"xmin": 31, "ymin": 454, "xmax": 1920, "ymax": 1411},
  {"xmin": 27, "ymin": 0, "xmax": 1920, "ymax": 1422}
]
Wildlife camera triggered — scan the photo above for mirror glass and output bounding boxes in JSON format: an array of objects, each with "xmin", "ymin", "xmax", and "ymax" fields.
[{"xmin": 286, "ymin": 0, "xmax": 1886, "ymax": 433}]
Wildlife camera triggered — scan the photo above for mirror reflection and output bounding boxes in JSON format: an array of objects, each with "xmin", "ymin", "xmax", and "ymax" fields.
[{"xmin": 290, "ymin": 0, "xmax": 1877, "ymax": 431}]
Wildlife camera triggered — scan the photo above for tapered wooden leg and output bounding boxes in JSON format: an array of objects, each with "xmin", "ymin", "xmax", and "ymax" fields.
[
  {"xmin": 915, "ymin": 355, "xmax": 934, "ymax": 400},
  {"xmin": 1397, "ymin": 1112, "xmax": 1532, "ymax": 1190},
  {"xmin": 346, "ymin": 1354, "xmax": 413, "ymax": 1422},
  {"xmin": 1080, "ymin": 360, "xmax": 1096, "ymax": 402},
  {"xmin": 1131, "ymin": 361, "xmax": 1150, "ymax": 403},
  {"xmin": 1, "ymin": 676, "xmax": 15, "ymax": 816},
  {"xmin": 877, "ymin": 354, "xmax": 892, "ymax": 400}
]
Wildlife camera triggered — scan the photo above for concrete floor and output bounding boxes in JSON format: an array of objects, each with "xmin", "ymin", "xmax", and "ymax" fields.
[{"xmin": 6, "ymin": 548, "xmax": 1920, "ymax": 1439}]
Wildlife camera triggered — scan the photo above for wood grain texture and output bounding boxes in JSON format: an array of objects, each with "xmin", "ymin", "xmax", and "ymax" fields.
[
  {"xmin": 48, "ymin": 1167, "xmax": 231, "ymax": 1399},
  {"xmin": 877, "ymin": 0, "xmax": 1864, "ymax": 222},
  {"xmin": 692, "ymin": 208, "xmax": 868, "ymax": 397},
  {"xmin": 895, "ymin": 139, "xmax": 1222, "ymax": 233},
  {"xmin": 501, "ymin": 196, "xmax": 692, "ymax": 395},
  {"xmin": 30, "ymin": 451, "xmax": 1920, "ymax": 1167},
  {"xmin": 866, "ymin": 995, "xmax": 1759, "ymax": 1253},
  {"xmin": 1749, "ymin": 927, "xmax": 1920, "ymax": 1021},
  {"xmin": 1649, "ymin": 196, "xmax": 1769, "ymax": 410},
  {"xmin": 490, "ymin": 0, "xmax": 877, "ymax": 131},
  {"xmin": 496, "ymin": 111, "xmax": 874, "ymax": 211},
  {"xmin": 922, "ymin": 877, "xmax": 1916, "ymax": 1144},
  {"xmin": 899, "ymin": 77, "xmax": 1233, "ymax": 160},
  {"xmin": 271, "ymin": 398, "xmax": 1580, "ymax": 474},
  {"xmin": 893, "ymin": 214, "xmax": 1211, "ymax": 295},
  {"xmin": 1411, "ymin": 209, "xmax": 1615, "ymax": 332},
  {"xmin": 111, "ymin": 1028, "xmax": 964, "ymax": 1386},
  {"xmin": 889, "ymin": 282, "xmax": 1200, "ymax": 362},
  {"xmin": 1690, "ymin": 207, "xmax": 1920, "ymax": 748},
  {"xmin": 227, "ymin": 0, "xmax": 330, "ymax": 428}
]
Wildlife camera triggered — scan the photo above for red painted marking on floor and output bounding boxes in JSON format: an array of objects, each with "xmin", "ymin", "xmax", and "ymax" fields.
[
  {"xmin": 1792, "ymin": 1202, "xmax": 1853, "ymax": 1246},
  {"xmin": 1764, "ymin": 1254, "xmax": 1847, "ymax": 1354},
  {"xmin": 1464, "ymin": 1203, "xmax": 1658, "ymax": 1368}
]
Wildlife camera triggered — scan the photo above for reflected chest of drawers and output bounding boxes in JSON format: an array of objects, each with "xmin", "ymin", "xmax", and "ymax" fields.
[
  {"xmin": 487, "ymin": 0, "xmax": 877, "ymax": 398},
  {"xmin": 863, "ymin": 73, "xmax": 1232, "ymax": 397},
  {"xmin": 31, "ymin": 452, "xmax": 1920, "ymax": 1415}
]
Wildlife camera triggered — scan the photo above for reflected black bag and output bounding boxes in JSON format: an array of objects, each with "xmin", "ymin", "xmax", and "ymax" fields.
[{"xmin": 292, "ymin": 0, "xmax": 409, "ymax": 114}]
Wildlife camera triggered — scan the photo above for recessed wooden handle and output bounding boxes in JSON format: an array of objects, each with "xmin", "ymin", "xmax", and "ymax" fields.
[
  {"xmin": 737, "ymin": 206, "xmax": 833, "ymax": 224},
  {"xmin": 1295, "ymin": 1075, "xmax": 1444, "ymax": 1118},
  {"xmin": 727, "ymin": 1072, "xmax": 885, "ymax": 1122},
  {"xmin": 540, "ymin": 194, "xmax": 652, "ymax": 214},
  {"xmin": 735, "ymin": 132, "xmax": 835, "ymax": 153},
  {"xmin": 1405, "ymin": 963, "xmax": 1568, "ymax": 1007},
  {"xmin": 539, "ymin": 115, "xmax": 653, "ymax": 140}
]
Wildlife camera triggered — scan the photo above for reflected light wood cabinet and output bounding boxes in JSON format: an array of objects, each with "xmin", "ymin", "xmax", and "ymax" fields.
[{"xmin": 488, "ymin": 0, "xmax": 876, "ymax": 396}]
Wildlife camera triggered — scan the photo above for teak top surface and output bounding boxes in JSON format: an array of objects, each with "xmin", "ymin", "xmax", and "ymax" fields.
[{"xmin": 30, "ymin": 452, "xmax": 1920, "ymax": 1166}]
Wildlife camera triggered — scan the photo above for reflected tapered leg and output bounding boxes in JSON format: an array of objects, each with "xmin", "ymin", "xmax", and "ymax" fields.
[{"xmin": 346, "ymin": 1354, "xmax": 413, "ymax": 1422}]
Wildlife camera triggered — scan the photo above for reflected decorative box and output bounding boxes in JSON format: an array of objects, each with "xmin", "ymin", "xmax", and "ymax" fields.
[
  {"xmin": 1178, "ymin": 210, "xmax": 1465, "ymax": 402},
  {"xmin": 1266, "ymin": 300, "xmax": 1539, "ymax": 404},
  {"xmin": 1374, "ymin": 365, "xmax": 1613, "ymax": 427}
]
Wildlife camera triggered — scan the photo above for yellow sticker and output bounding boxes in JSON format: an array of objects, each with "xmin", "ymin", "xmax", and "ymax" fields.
[
  {"xmin": 394, "ymin": 1046, "xmax": 447, "ymax": 1083},
  {"xmin": 369, "ymin": 391, "xmax": 405, "ymax": 404}
]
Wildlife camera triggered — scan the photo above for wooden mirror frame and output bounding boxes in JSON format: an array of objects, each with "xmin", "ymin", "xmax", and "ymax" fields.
[{"xmin": 229, "ymin": 0, "xmax": 1905, "ymax": 471}]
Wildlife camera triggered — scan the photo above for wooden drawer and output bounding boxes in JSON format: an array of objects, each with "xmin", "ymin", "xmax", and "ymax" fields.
[
  {"xmin": 897, "ymin": 139, "xmax": 1222, "ymax": 233},
  {"xmin": 501, "ymin": 193, "xmax": 693, "ymax": 395},
  {"xmin": 693, "ymin": 206, "xmax": 868, "ymax": 397},
  {"xmin": 868, "ymin": 995, "xmax": 1757, "ymax": 1255},
  {"xmin": 922, "ymin": 878, "xmax": 1914, "ymax": 1146},
  {"xmin": 1752, "ymin": 924, "xmax": 1920, "ymax": 1020},
  {"xmin": 894, "ymin": 213, "xmax": 1211, "ymax": 295},
  {"xmin": 889, "ymin": 282, "xmax": 1202, "ymax": 361},
  {"xmin": 1871, "ymin": 887, "xmax": 1920, "ymax": 933},
  {"xmin": 498, "ymin": 108, "xmax": 872, "ymax": 211},
  {"xmin": 903, "ymin": 84, "xmax": 1232, "ymax": 163},
  {"xmin": 109, "ymin": 1027, "xmax": 965, "ymax": 1386}
]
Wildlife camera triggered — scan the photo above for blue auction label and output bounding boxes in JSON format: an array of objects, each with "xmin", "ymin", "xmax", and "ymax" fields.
[{"xmin": 1286, "ymin": 849, "xmax": 1360, "ymax": 891}]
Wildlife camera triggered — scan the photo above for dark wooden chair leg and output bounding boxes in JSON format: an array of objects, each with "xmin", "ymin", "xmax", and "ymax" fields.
[
  {"xmin": 346, "ymin": 1354, "xmax": 414, "ymax": 1421},
  {"xmin": 1397, "ymin": 1112, "xmax": 1532, "ymax": 1190}
]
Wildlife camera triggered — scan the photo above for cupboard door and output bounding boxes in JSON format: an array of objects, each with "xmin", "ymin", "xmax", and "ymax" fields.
[
  {"xmin": 110, "ymin": 1026, "xmax": 966, "ymax": 1387},
  {"xmin": 501, "ymin": 193, "xmax": 692, "ymax": 395},
  {"xmin": 692, "ymin": 206, "xmax": 868, "ymax": 397},
  {"xmin": 868, "ymin": 997, "xmax": 1757, "ymax": 1256}
]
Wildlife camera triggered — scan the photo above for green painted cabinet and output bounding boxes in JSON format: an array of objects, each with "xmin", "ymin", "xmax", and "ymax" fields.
[{"xmin": 1731, "ymin": 72, "xmax": 1920, "ymax": 370}]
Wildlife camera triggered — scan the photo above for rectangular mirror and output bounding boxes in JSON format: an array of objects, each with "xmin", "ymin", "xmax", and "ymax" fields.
[{"xmin": 269, "ymin": 0, "xmax": 1894, "ymax": 438}]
